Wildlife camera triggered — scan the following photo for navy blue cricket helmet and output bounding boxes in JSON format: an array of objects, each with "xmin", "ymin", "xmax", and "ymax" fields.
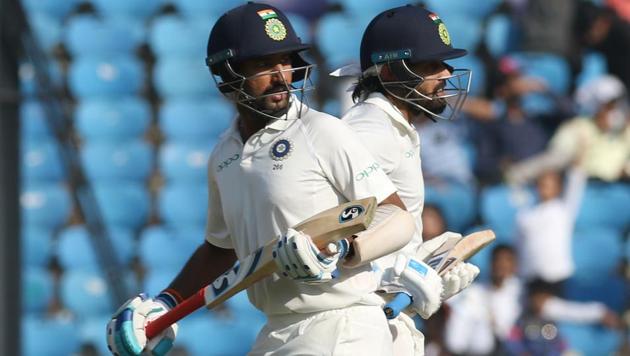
[
  {"xmin": 206, "ymin": 2, "xmax": 311, "ymax": 80},
  {"xmin": 357, "ymin": 5, "xmax": 472, "ymax": 121},
  {"xmin": 360, "ymin": 5, "xmax": 467, "ymax": 71}
]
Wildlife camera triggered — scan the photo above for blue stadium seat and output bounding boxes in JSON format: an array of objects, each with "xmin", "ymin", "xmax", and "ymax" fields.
[
  {"xmin": 21, "ymin": 139, "xmax": 64, "ymax": 183},
  {"xmin": 172, "ymin": 0, "xmax": 243, "ymax": 19},
  {"xmin": 65, "ymin": 16, "xmax": 140, "ymax": 56},
  {"xmin": 149, "ymin": 16, "xmax": 210, "ymax": 58},
  {"xmin": 19, "ymin": 61, "xmax": 63, "ymax": 98},
  {"xmin": 425, "ymin": 182, "xmax": 477, "ymax": 232},
  {"xmin": 60, "ymin": 270, "xmax": 114, "ymax": 317},
  {"xmin": 159, "ymin": 98, "xmax": 233, "ymax": 142},
  {"xmin": 287, "ymin": 14, "xmax": 312, "ymax": 44},
  {"xmin": 575, "ymin": 52, "xmax": 608, "ymax": 88},
  {"xmin": 22, "ymin": 316, "xmax": 81, "ymax": 356},
  {"xmin": 177, "ymin": 314, "xmax": 259, "ymax": 356},
  {"xmin": 57, "ymin": 225, "xmax": 135, "ymax": 271},
  {"xmin": 21, "ymin": 0, "xmax": 79, "ymax": 19},
  {"xmin": 93, "ymin": 182, "xmax": 150, "ymax": 229},
  {"xmin": 159, "ymin": 141, "xmax": 216, "ymax": 182},
  {"xmin": 21, "ymin": 183, "xmax": 71, "ymax": 229},
  {"xmin": 139, "ymin": 226, "xmax": 199, "ymax": 272},
  {"xmin": 158, "ymin": 183, "xmax": 208, "ymax": 229},
  {"xmin": 440, "ymin": 15, "xmax": 482, "ymax": 52},
  {"xmin": 425, "ymin": 0, "xmax": 501, "ymax": 20},
  {"xmin": 575, "ymin": 182, "xmax": 630, "ymax": 232},
  {"xmin": 79, "ymin": 315, "xmax": 111, "ymax": 356},
  {"xmin": 69, "ymin": 56, "xmax": 143, "ymax": 99},
  {"xmin": 22, "ymin": 227, "xmax": 53, "ymax": 268},
  {"xmin": 337, "ymin": 0, "xmax": 408, "ymax": 18},
  {"xmin": 154, "ymin": 57, "xmax": 218, "ymax": 99},
  {"xmin": 81, "ymin": 140, "xmax": 153, "ymax": 182},
  {"xmin": 510, "ymin": 53, "xmax": 571, "ymax": 116},
  {"xmin": 485, "ymin": 14, "xmax": 519, "ymax": 58},
  {"xmin": 558, "ymin": 322, "xmax": 622, "ymax": 356},
  {"xmin": 143, "ymin": 269, "xmax": 179, "ymax": 296},
  {"xmin": 20, "ymin": 99, "xmax": 53, "ymax": 140},
  {"xmin": 315, "ymin": 14, "xmax": 364, "ymax": 69},
  {"xmin": 480, "ymin": 184, "xmax": 536, "ymax": 242},
  {"xmin": 75, "ymin": 97, "xmax": 151, "ymax": 141},
  {"xmin": 571, "ymin": 227, "xmax": 623, "ymax": 283},
  {"xmin": 22, "ymin": 267, "xmax": 54, "ymax": 314},
  {"xmin": 564, "ymin": 275, "xmax": 628, "ymax": 312},
  {"xmin": 511, "ymin": 53, "xmax": 571, "ymax": 94},
  {"xmin": 447, "ymin": 54, "xmax": 486, "ymax": 96},
  {"xmin": 26, "ymin": 13, "xmax": 63, "ymax": 53},
  {"xmin": 91, "ymin": 0, "xmax": 162, "ymax": 21}
]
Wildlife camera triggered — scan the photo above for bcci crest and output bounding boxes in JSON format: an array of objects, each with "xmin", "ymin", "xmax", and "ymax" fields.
[
  {"xmin": 270, "ymin": 138, "xmax": 293, "ymax": 160},
  {"xmin": 438, "ymin": 23, "xmax": 451, "ymax": 46},
  {"xmin": 429, "ymin": 13, "xmax": 451, "ymax": 46},
  {"xmin": 265, "ymin": 18, "xmax": 287, "ymax": 41}
]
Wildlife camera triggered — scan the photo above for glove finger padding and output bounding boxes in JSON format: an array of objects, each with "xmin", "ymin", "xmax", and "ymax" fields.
[
  {"xmin": 381, "ymin": 255, "xmax": 443, "ymax": 319},
  {"xmin": 272, "ymin": 228, "xmax": 341, "ymax": 283},
  {"xmin": 441, "ymin": 262, "xmax": 480, "ymax": 300}
]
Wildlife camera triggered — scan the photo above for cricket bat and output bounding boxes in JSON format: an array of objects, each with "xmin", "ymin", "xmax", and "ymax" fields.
[
  {"xmin": 383, "ymin": 229, "xmax": 495, "ymax": 319},
  {"xmin": 145, "ymin": 197, "xmax": 378, "ymax": 339}
]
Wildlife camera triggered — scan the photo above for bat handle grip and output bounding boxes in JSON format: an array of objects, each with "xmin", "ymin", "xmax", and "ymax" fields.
[
  {"xmin": 145, "ymin": 289, "xmax": 206, "ymax": 339},
  {"xmin": 383, "ymin": 292, "xmax": 412, "ymax": 319}
]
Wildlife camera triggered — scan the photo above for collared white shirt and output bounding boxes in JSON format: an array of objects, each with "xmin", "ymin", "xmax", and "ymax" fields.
[
  {"xmin": 341, "ymin": 92, "xmax": 425, "ymax": 253},
  {"xmin": 205, "ymin": 97, "xmax": 396, "ymax": 316}
]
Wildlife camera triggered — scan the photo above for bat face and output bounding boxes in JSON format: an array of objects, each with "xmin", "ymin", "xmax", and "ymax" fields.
[
  {"xmin": 204, "ymin": 197, "xmax": 377, "ymax": 308},
  {"xmin": 145, "ymin": 197, "xmax": 378, "ymax": 340},
  {"xmin": 429, "ymin": 229, "xmax": 495, "ymax": 276}
]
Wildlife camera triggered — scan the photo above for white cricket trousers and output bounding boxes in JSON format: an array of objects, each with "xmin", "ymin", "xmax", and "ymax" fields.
[{"xmin": 248, "ymin": 305, "xmax": 394, "ymax": 355}]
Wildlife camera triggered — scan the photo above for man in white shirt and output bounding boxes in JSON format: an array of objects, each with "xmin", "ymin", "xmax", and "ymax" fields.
[
  {"xmin": 106, "ymin": 3, "xmax": 413, "ymax": 355},
  {"xmin": 516, "ymin": 169, "xmax": 586, "ymax": 286},
  {"xmin": 336, "ymin": 5, "xmax": 481, "ymax": 355}
]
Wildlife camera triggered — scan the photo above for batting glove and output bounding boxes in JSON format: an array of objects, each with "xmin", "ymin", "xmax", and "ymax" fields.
[
  {"xmin": 272, "ymin": 228, "xmax": 349, "ymax": 284},
  {"xmin": 380, "ymin": 254, "xmax": 443, "ymax": 319},
  {"xmin": 441, "ymin": 262, "xmax": 480, "ymax": 300},
  {"xmin": 106, "ymin": 293, "xmax": 177, "ymax": 356}
]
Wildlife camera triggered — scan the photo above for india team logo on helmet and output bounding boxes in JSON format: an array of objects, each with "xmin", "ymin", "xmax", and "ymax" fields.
[
  {"xmin": 429, "ymin": 13, "xmax": 451, "ymax": 46},
  {"xmin": 257, "ymin": 9, "xmax": 287, "ymax": 41}
]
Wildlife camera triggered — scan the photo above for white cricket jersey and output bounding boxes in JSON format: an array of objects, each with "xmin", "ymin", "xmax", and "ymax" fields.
[
  {"xmin": 205, "ymin": 97, "xmax": 396, "ymax": 316},
  {"xmin": 341, "ymin": 93, "xmax": 425, "ymax": 253}
]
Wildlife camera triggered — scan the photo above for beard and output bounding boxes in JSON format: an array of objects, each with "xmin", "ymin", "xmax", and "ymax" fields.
[{"xmin": 243, "ymin": 84, "xmax": 292, "ymax": 118}]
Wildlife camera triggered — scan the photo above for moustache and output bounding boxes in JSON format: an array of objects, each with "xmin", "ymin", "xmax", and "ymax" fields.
[{"xmin": 263, "ymin": 85, "xmax": 290, "ymax": 96}]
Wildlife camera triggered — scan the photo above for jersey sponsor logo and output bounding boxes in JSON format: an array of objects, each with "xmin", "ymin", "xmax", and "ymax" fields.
[
  {"xmin": 355, "ymin": 162, "xmax": 381, "ymax": 181},
  {"xmin": 339, "ymin": 205, "xmax": 365, "ymax": 223},
  {"xmin": 270, "ymin": 138, "xmax": 293, "ymax": 161},
  {"xmin": 404, "ymin": 149, "xmax": 415, "ymax": 158},
  {"xmin": 217, "ymin": 153, "xmax": 240, "ymax": 172}
]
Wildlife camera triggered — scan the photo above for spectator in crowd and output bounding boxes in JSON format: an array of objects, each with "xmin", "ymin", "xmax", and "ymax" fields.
[
  {"xmin": 576, "ymin": 2, "xmax": 630, "ymax": 92},
  {"xmin": 443, "ymin": 244, "xmax": 622, "ymax": 354},
  {"xmin": 443, "ymin": 245, "xmax": 522, "ymax": 355},
  {"xmin": 503, "ymin": 279, "xmax": 569, "ymax": 356},
  {"xmin": 421, "ymin": 204, "xmax": 447, "ymax": 241},
  {"xmin": 517, "ymin": 0, "xmax": 577, "ymax": 59},
  {"xmin": 515, "ymin": 168, "xmax": 586, "ymax": 288},
  {"xmin": 463, "ymin": 57, "xmax": 550, "ymax": 184},
  {"xmin": 507, "ymin": 74, "xmax": 630, "ymax": 184}
]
